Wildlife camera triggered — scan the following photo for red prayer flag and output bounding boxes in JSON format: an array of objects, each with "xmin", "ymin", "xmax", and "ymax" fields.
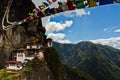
[
  {"xmin": 66, "ymin": 0, "xmax": 75, "ymax": 10},
  {"xmin": 52, "ymin": 0, "xmax": 57, "ymax": 2}
]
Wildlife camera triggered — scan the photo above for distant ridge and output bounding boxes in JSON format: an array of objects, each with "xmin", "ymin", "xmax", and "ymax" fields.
[{"xmin": 53, "ymin": 41, "xmax": 120, "ymax": 80}]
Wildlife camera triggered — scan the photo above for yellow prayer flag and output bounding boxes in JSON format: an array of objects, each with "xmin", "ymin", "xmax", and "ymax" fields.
[{"xmin": 87, "ymin": 0, "xmax": 97, "ymax": 7}]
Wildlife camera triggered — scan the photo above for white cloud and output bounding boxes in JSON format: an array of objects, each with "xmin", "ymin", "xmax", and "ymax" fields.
[
  {"xmin": 89, "ymin": 37, "xmax": 120, "ymax": 49},
  {"xmin": 104, "ymin": 28, "xmax": 109, "ymax": 32},
  {"xmin": 61, "ymin": 11, "xmax": 75, "ymax": 17},
  {"xmin": 74, "ymin": 9, "xmax": 91, "ymax": 17},
  {"xmin": 104, "ymin": 27, "xmax": 119, "ymax": 32},
  {"xmin": 56, "ymin": 9, "xmax": 91, "ymax": 18},
  {"xmin": 44, "ymin": 20, "xmax": 73, "ymax": 33},
  {"xmin": 68, "ymin": 30, "xmax": 72, "ymax": 33},
  {"xmin": 42, "ymin": 17, "xmax": 73, "ymax": 33},
  {"xmin": 115, "ymin": 29, "xmax": 120, "ymax": 32},
  {"xmin": 42, "ymin": 15, "xmax": 72, "ymax": 44},
  {"xmin": 47, "ymin": 33, "xmax": 71, "ymax": 43}
]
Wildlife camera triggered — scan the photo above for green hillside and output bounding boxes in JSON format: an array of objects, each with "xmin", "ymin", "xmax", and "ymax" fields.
[
  {"xmin": 44, "ymin": 47, "xmax": 95, "ymax": 80},
  {"xmin": 0, "ymin": 47, "xmax": 95, "ymax": 80},
  {"xmin": 53, "ymin": 41, "xmax": 120, "ymax": 80}
]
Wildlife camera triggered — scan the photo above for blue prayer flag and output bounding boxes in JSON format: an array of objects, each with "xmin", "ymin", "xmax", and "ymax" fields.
[{"xmin": 99, "ymin": 0, "xmax": 113, "ymax": 5}]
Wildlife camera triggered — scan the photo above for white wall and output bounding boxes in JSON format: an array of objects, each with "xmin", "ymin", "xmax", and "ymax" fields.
[
  {"xmin": 16, "ymin": 52, "xmax": 26, "ymax": 63},
  {"xmin": 6, "ymin": 64, "xmax": 22, "ymax": 70},
  {"xmin": 48, "ymin": 42, "xmax": 52, "ymax": 47}
]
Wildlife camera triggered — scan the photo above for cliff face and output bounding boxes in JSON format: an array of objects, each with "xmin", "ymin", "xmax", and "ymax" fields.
[
  {"xmin": 0, "ymin": 0, "xmax": 47, "ymax": 71},
  {"xmin": 0, "ymin": 1, "xmax": 55, "ymax": 80},
  {"xmin": 0, "ymin": 1, "xmax": 95, "ymax": 80},
  {"xmin": 0, "ymin": 0, "xmax": 35, "ymax": 22},
  {"xmin": 19, "ymin": 58, "xmax": 55, "ymax": 80},
  {"xmin": 0, "ymin": 0, "xmax": 45, "ymax": 54}
]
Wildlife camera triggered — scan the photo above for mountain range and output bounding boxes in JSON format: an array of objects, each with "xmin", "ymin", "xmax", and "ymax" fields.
[
  {"xmin": 1, "ymin": 0, "xmax": 120, "ymax": 80},
  {"xmin": 0, "ymin": 0, "xmax": 95, "ymax": 80},
  {"xmin": 53, "ymin": 41, "xmax": 120, "ymax": 80}
]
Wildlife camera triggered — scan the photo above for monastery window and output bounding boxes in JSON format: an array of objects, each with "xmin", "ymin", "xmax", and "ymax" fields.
[
  {"xmin": 10, "ymin": 64, "xmax": 16, "ymax": 66},
  {"xmin": 17, "ymin": 64, "xmax": 21, "ymax": 68},
  {"xmin": 18, "ymin": 53, "xmax": 23, "ymax": 57},
  {"xmin": 39, "ymin": 52, "xmax": 43, "ymax": 56},
  {"xmin": 48, "ymin": 42, "xmax": 52, "ymax": 47},
  {"xmin": 18, "ymin": 54, "xmax": 22, "ymax": 57},
  {"xmin": 38, "ymin": 45, "xmax": 42, "ymax": 49},
  {"xmin": 32, "ymin": 45, "xmax": 37, "ymax": 49},
  {"xmin": 26, "ymin": 46, "xmax": 30, "ymax": 49}
]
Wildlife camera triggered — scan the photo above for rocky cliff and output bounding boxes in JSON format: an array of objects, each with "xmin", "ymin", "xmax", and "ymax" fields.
[
  {"xmin": 0, "ymin": 0, "xmax": 47, "ymax": 67},
  {"xmin": 0, "ymin": 1, "xmax": 95, "ymax": 80},
  {"xmin": 0, "ymin": 0, "xmax": 51, "ymax": 77}
]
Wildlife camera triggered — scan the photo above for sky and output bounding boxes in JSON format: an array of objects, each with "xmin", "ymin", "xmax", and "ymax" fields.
[{"xmin": 32, "ymin": 0, "xmax": 120, "ymax": 49}]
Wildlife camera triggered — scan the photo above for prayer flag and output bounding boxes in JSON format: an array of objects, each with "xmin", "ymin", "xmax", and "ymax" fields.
[
  {"xmin": 58, "ymin": 2, "xmax": 68, "ymax": 11},
  {"xmin": 39, "ymin": 2, "xmax": 49, "ymax": 10},
  {"xmin": 46, "ymin": 0, "xmax": 52, "ymax": 4},
  {"xmin": 73, "ymin": 0, "xmax": 86, "ymax": 9},
  {"xmin": 99, "ymin": 0, "xmax": 113, "ymax": 5},
  {"xmin": 115, "ymin": 0, "xmax": 120, "ymax": 3},
  {"xmin": 52, "ymin": 0, "xmax": 57, "ymax": 2},
  {"xmin": 66, "ymin": 0, "xmax": 75, "ymax": 10},
  {"xmin": 87, "ymin": 0, "xmax": 97, "ymax": 7}
]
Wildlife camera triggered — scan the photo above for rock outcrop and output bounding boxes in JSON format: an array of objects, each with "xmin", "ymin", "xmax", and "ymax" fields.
[
  {"xmin": 0, "ymin": 1, "xmax": 95, "ymax": 80},
  {"xmin": 0, "ymin": 0, "xmax": 48, "ymax": 72},
  {"xmin": 0, "ymin": 0, "xmax": 46, "ymax": 56}
]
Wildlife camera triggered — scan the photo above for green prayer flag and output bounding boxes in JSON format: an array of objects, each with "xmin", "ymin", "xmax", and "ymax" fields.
[{"xmin": 73, "ymin": 0, "xmax": 85, "ymax": 9}]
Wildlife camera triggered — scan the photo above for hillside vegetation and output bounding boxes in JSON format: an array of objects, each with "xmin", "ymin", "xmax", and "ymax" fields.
[{"xmin": 54, "ymin": 41, "xmax": 120, "ymax": 80}]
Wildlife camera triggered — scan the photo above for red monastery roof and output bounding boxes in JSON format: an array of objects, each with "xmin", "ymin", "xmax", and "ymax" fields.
[{"xmin": 7, "ymin": 61, "xmax": 22, "ymax": 64}]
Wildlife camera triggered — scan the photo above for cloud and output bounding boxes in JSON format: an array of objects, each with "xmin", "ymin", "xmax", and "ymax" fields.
[
  {"xmin": 68, "ymin": 30, "xmax": 72, "ymax": 33},
  {"xmin": 47, "ymin": 33, "xmax": 71, "ymax": 43},
  {"xmin": 103, "ymin": 27, "xmax": 113, "ymax": 32},
  {"xmin": 74, "ymin": 9, "xmax": 91, "ymax": 17},
  {"xmin": 42, "ymin": 15, "xmax": 72, "ymax": 44},
  {"xmin": 44, "ymin": 20, "xmax": 73, "ymax": 33},
  {"xmin": 104, "ymin": 27, "xmax": 119, "ymax": 32},
  {"xmin": 89, "ymin": 37, "xmax": 120, "ymax": 49},
  {"xmin": 104, "ymin": 28, "xmax": 109, "ymax": 32},
  {"xmin": 54, "ymin": 9, "xmax": 91, "ymax": 18},
  {"xmin": 115, "ymin": 29, "xmax": 120, "ymax": 33}
]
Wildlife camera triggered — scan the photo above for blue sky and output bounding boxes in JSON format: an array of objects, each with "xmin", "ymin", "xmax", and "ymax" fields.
[
  {"xmin": 50, "ymin": 3, "xmax": 120, "ymax": 41},
  {"xmin": 32, "ymin": 0, "xmax": 120, "ymax": 49}
]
